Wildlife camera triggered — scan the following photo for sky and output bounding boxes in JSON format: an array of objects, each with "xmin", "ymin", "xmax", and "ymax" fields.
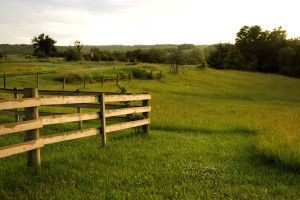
[{"xmin": 0, "ymin": 0, "xmax": 299, "ymax": 46}]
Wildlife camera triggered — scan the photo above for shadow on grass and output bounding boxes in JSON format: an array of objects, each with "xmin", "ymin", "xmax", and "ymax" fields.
[
  {"xmin": 253, "ymin": 149, "xmax": 300, "ymax": 174},
  {"xmin": 108, "ymin": 129, "xmax": 149, "ymax": 142}
]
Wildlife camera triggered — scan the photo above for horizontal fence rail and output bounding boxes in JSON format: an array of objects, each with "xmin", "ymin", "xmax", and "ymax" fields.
[
  {"xmin": 0, "ymin": 88, "xmax": 151, "ymax": 167},
  {"xmin": 1, "ymin": 70, "xmax": 162, "ymax": 90}
]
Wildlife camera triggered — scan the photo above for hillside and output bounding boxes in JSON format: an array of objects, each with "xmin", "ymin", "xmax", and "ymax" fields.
[
  {"xmin": 0, "ymin": 64, "xmax": 299, "ymax": 199},
  {"xmin": 0, "ymin": 44, "xmax": 210, "ymax": 55}
]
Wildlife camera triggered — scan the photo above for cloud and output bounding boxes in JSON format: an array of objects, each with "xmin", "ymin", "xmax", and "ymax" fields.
[{"xmin": 0, "ymin": 0, "xmax": 299, "ymax": 45}]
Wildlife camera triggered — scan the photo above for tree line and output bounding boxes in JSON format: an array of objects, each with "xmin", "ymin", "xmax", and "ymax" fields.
[
  {"xmin": 27, "ymin": 34, "xmax": 208, "ymax": 70},
  {"xmin": 1, "ymin": 26, "xmax": 299, "ymax": 78},
  {"xmin": 207, "ymin": 25, "xmax": 300, "ymax": 78}
]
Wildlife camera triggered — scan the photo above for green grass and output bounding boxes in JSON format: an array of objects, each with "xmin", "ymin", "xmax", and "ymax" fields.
[{"xmin": 0, "ymin": 62, "xmax": 300, "ymax": 199}]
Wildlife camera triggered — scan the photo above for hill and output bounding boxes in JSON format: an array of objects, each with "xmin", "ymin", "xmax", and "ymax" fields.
[
  {"xmin": 0, "ymin": 44, "xmax": 210, "ymax": 54},
  {"xmin": 0, "ymin": 64, "xmax": 299, "ymax": 199}
]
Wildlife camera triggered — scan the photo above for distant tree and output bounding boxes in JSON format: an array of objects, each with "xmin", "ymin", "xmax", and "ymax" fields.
[
  {"xmin": 64, "ymin": 40, "xmax": 83, "ymax": 61},
  {"xmin": 90, "ymin": 48, "xmax": 101, "ymax": 61},
  {"xmin": 113, "ymin": 51, "xmax": 127, "ymax": 62},
  {"xmin": 185, "ymin": 48, "xmax": 208, "ymax": 67},
  {"xmin": 210, "ymin": 25, "xmax": 300, "ymax": 78},
  {"xmin": 74, "ymin": 40, "xmax": 83, "ymax": 55},
  {"xmin": 261, "ymin": 27, "xmax": 287, "ymax": 72},
  {"xmin": 203, "ymin": 45, "xmax": 217, "ymax": 57},
  {"xmin": 235, "ymin": 25, "xmax": 266, "ymax": 70},
  {"xmin": 168, "ymin": 48, "xmax": 185, "ymax": 73},
  {"xmin": 31, "ymin": 33, "xmax": 57, "ymax": 58},
  {"xmin": 235, "ymin": 25, "xmax": 288, "ymax": 72},
  {"xmin": 126, "ymin": 51, "xmax": 136, "ymax": 62},
  {"xmin": 277, "ymin": 39, "xmax": 300, "ymax": 77},
  {"xmin": 148, "ymin": 48, "xmax": 167, "ymax": 63},
  {"xmin": 178, "ymin": 44, "xmax": 196, "ymax": 51},
  {"xmin": 90, "ymin": 48, "xmax": 114, "ymax": 61},
  {"xmin": 207, "ymin": 43, "xmax": 244, "ymax": 70}
]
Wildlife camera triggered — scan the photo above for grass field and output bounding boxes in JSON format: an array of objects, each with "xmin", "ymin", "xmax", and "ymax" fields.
[{"xmin": 0, "ymin": 61, "xmax": 299, "ymax": 199}]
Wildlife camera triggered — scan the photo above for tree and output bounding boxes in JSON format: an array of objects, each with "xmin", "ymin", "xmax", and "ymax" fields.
[
  {"xmin": 277, "ymin": 39, "xmax": 300, "ymax": 77},
  {"xmin": 74, "ymin": 40, "xmax": 83, "ymax": 54},
  {"xmin": 90, "ymin": 48, "xmax": 114, "ymax": 61},
  {"xmin": 207, "ymin": 43, "xmax": 244, "ymax": 70},
  {"xmin": 168, "ymin": 48, "xmax": 185, "ymax": 73},
  {"xmin": 235, "ymin": 25, "xmax": 266, "ymax": 70},
  {"xmin": 178, "ymin": 44, "xmax": 196, "ymax": 51},
  {"xmin": 235, "ymin": 25, "xmax": 288, "ymax": 72},
  {"xmin": 261, "ymin": 27, "xmax": 287, "ymax": 72},
  {"xmin": 185, "ymin": 48, "xmax": 208, "ymax": 67},
  {"xmin": 32, "ymin": 33, "xmax": 57, "ymax": 58},
  {"xmin": 64, "ymin": 40, "xmax": 83, "ymax": 61},
  {"xmin": 0, "ymin": 51, "xmax": 4, "ymax": 59}
]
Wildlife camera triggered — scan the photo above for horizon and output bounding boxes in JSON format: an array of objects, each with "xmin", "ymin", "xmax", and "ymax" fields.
[{"xmin": 0, "ymin": 43, "xmax": 212, "ymax": 46}]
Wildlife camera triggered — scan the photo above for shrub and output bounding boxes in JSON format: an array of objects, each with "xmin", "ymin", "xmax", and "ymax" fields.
[{"xmin": 64, "ymin": 73, "xmax": 84, "ymax": 83}]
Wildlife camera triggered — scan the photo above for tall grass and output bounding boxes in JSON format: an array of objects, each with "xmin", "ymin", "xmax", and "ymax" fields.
[{"xmin": 0, "ymin": 62, "xmax": 300, "ymax": 199}]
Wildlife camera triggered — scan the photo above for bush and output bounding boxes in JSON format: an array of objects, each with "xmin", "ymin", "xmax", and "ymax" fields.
[
  {"xmin": 64, "ymin": 48, "xmax": 82, "ymax": 61},
  {"xmin": 64, "ymin": 73, "xmax": 84, "ymax": 83}
]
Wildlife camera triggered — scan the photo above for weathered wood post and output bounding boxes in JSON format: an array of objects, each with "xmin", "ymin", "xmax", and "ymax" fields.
[
  {"xmin": 128, "ymin": 72, "xmax": 132, "ymax": 83},
  {"xmin": 36, "ymin": 73, "xmax": 39, "ymax": 88},
  {"xmin": 14, "ymin": 87, "xmax": 19, "ymax": 122},
  {"xmin": 76, "ymin": 89, "xmax": 82, "ymax": 130},
  {"xmin": 24, "ymin": 88, "xmax": 41, "ymax": 167},
  {"xmin": 116, "ymin": 74, "xmax": 119, "ymax": 85},
  {"xmin": 100, "ymin": 93, "xmax": 106, "ymax": 146},
  {"xmin": 63, "ymin": 75, "xmax": 66, "ymax": 90},
  {"xmin": 4, "ymin": 74, "xmax": 6, "ymax": 89},
  {"xmin": 142, "ymin": 98, "xmax": 149, "ymax": 133}
]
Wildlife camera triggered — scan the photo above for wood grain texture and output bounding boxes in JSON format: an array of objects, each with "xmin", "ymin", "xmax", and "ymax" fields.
[
  {"xmin": 0, "ymin": 98, "xmax": 41, "ymax": 110},
  {"xmin": 106, "ymin": 118, "xmax": 150, "ymax": 133},
  {"xmin": 105, "ymin": 94, "xmax": 151, "ymax": 102},
  {"xmin": 105, "ymin": 106, "xmax": 151, "ymax": 117},
  {"xmin": 0, "ymin": 119, "xmax": 43, "ymax": 135},
  {"xmin": 40, "ymin": 96, "xmax": 99, "ymax": 105}
]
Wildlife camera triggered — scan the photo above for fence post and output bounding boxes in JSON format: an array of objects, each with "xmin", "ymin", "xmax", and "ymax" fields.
[
  {"xmin": 4, "ymin": 74, "xmax": 6, "ymax": 89},
  {"xmin": 101, "ymin": 76, "xmax": 104, "ymax": 87},
  {"xmin": 36, "ymin": 73, "xmax": 39, "ymax": 88},
  {"xmin": 116, "ymin": 74, "xmax": 119, "ymax": 85},
  {"xmin": 24, "ymin": 88, "xmax": 41, "ymax": 167},
  {"xmin": 14, "ymin": 87, "xmax": 19, "ymax": 122},
  {"xmin": 76, "ymin": 89, "xmax": 82, "ymax": 130},
  {"xmin": 63, "ymin": 75, "xmax": 66, "ymax": 90},
  {"xmin": 151, "ymin": 70, "xmax": 153, "ymax": 79},
  {"xmin": 128, "ymin": 73, "xmax": 132, "ymax": 83},
  {"xmin": 159, "ymin": 70, "xmax": 162, "ymax": 79},
  {"xmin": 84, "ymin": 75, "xmax": 86, "ymax": 89},
  {"xmin": 100, "ymin": 93, "xmax": 106, "ymax": 146},
  {"xmin": 142, "ymin": 98, "xmax": 149, "ymax": 133}
]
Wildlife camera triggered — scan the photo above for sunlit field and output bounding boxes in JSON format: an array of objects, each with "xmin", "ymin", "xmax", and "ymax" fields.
[{"xmin": 0, "ymin": 61, "xmax": 299, "ymax": 199}]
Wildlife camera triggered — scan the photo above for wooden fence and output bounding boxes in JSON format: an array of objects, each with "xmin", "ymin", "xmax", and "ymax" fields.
[
  {"xmin": 0, "ymin": 88, "xmax": 151, "ymax": 167},
  {"xmin": 2, "ymin": 70, "xmax": 162, "ymax": 89}
]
